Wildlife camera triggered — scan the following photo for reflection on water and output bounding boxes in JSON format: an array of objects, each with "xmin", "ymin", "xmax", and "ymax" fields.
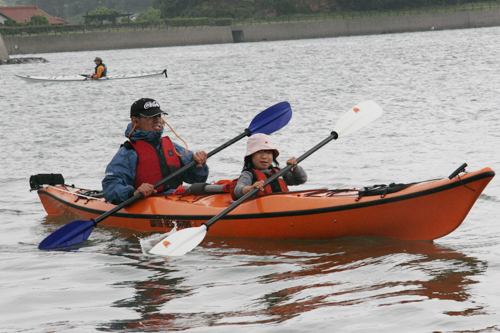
[
  {"xmin": 98, "ymin": 236, "xmax": 487, "ymax": 331},
  {"xmin": 10, "ymin": 26, "xmax": 500, "ymax": 332}
]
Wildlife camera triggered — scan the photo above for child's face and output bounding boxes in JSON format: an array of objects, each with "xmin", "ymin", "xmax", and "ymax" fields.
[{"xmin": 251, "ymin": 150, "xmax": 274, "ymax": 170}]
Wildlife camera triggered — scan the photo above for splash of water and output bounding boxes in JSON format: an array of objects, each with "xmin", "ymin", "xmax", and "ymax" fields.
[{"xmin": 138, "ymin": 226, "xmax": 178, "ymax": 254}]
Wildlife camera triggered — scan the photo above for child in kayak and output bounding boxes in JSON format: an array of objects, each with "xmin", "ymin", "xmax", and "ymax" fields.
[{"xmin": 230, "ymin": 133, "xmax": 307, "ymax": 199}]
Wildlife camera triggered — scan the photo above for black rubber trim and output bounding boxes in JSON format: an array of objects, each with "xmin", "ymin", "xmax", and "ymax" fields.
[{"xmin": 38, "ymin": 170, "xmax": 495, "ymax": 222}]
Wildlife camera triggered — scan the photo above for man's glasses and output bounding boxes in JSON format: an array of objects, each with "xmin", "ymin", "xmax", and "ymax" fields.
[{"xmin": 139, "ymin": 114, "xmax": 164, "ymax": 120}]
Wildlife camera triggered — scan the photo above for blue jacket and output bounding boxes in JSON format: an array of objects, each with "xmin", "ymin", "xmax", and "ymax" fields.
[{"xmin": 102, "ymin": 123, "xmax": 209, "ymax": 204}]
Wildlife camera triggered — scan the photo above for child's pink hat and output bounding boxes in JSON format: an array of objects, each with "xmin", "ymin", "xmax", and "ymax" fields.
[{"xmin": 245, "ymin": 133, "xmax": 280, "ymax": 157}]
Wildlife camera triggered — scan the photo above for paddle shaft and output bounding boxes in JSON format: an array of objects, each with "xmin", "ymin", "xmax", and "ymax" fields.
[
  {"xmin": 93, "ymin": 129, "xmax": 251, "ymax": 224},
  {"xmin": 204, "ymin": 131, "xmax": 339, "ymax": 229}
]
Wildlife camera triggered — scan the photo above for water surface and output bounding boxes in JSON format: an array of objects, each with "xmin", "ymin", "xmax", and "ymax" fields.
[{"xmin": 1, "ymin": 26, "xmax": 499, "ymax": 332}]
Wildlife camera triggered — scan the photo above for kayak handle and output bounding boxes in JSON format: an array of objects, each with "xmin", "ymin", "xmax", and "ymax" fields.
[{"xmin": 448, "ymin": 163, "xmax": 467, "ymax": 179}]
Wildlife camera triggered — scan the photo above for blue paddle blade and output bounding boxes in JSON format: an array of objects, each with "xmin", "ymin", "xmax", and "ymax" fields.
[
  {"xmin": 38, "ymin": 220, "xmax": 96, "ymax": 250},
  {"xmin": 248, "ymin": 101, "xmax": 292, "ymax": 135}
]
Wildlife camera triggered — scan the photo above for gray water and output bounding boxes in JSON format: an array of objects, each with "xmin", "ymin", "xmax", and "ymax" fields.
[{"xmin": 1, "ymin": 26, "xmax": 499, "ymax": 332}]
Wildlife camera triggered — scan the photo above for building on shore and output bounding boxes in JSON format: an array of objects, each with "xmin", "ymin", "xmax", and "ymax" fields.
[{"xmin": 0, "ymin": 5, "xmax": 68, "ymax": 25}]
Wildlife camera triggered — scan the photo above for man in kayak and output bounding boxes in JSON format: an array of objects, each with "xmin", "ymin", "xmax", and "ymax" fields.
[
  {"xmin": 102, "ymin": 98, "xmax": 209, "ymax": 204},
  {"xmin": 88, "ymin": 57, "xmax": 107, "ymax": 79}
]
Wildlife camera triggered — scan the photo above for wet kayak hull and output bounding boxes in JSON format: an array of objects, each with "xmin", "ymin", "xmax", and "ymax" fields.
[{"xmin": 35, "ymin": 167, "xmax": 495, "ymax": 241}]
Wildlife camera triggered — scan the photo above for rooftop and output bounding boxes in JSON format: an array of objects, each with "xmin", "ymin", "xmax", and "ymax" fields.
[{"xmin": 0, "ymin": 5, "xmax": 68, "ymax": 25}]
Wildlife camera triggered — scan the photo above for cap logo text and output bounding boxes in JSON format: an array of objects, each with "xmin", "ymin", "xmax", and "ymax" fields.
[{"xmin": 144, "ymin": 101, "xmax": 160, "ymax": 109}]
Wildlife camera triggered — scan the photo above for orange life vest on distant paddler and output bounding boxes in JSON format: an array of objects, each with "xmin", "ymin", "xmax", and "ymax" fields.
[{"xmin": 130, "ymin": 136, "xmax": 182, "ymax": 192}]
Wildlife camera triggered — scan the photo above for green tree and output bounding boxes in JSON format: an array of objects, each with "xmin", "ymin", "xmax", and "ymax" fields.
[
  {"xmin": 136, "ymin": 7, "xmax": 161, "ymax": 24},
  {"xmin": 272, "ymin": 0, "xmax": 296, "ymax": 16},
  {"xmin": 85, "ymin": 6, "xmax": 123, "ymax": 24},
  {"xmin": 29, "ymin": 13, "xmax": 50, "ymax": 25},
  {"xmin": 152, "ymin": 0, "xmax": 203, "ymax": 18},
  {"xmin": 3, "ymin": 18, "xmax": 21, "ymax": 26},
  {"xmin": 88, "ymin": 6, "xmax": 122, "ymax": 16}
]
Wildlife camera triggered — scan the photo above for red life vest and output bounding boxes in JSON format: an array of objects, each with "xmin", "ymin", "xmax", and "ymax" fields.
[
  {"xmin": 230, "ymin": 168, "xmax": 289, "ymax": 200},
  {"xmin": 130, "ymin": 136, "xmax": 182, "ymax": 192}
]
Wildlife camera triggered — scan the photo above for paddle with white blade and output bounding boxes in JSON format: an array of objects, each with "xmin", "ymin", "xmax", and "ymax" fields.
[
  {"xmin": 38, "ymin": 101, "xmax": 292, "ymax": 250},
  {"xmin": 149, "ymin": 100, "xmax": 383, "ymax": 256}
]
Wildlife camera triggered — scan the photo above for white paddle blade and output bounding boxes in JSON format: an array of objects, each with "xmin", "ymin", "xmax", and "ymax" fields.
[
  {"xmin": 334, "ymin": 100, "xmax": 383, "ymax": 137},
  {"xmin": 149, "ymin": 225, "xmax": 208, "ymax": 256}
]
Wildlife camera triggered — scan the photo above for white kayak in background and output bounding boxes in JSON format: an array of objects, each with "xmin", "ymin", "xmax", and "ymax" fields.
[{"xmin": 15, "ymin": 69, "xmax": 167, "ymax": 83}]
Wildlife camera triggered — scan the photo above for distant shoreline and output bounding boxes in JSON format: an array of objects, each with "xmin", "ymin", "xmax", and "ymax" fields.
[
  {"xmin": 3, "ymin": 9, "xmax": 500, "ymax": 55},
  {"xmin": 0, "ymin": 57, "xmax": 48, "ymax": 65}
]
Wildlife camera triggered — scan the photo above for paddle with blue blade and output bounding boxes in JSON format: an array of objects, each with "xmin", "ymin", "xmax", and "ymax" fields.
[
  {"xmin": 149, "ymin": 100, "xmax": 383, "ymax": 256},
  {"xmin": 38, "ymin": 101, "xmax": 293, "ymax": 250}
]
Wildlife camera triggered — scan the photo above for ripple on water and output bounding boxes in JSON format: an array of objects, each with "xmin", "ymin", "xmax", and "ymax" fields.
[{"xmin": 1, "ymin": 26, "xmax": 500, "ymax": 332}]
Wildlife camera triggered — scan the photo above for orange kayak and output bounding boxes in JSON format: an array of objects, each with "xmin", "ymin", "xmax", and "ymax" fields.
[{"xmin": 33, "ymin": 166, "xmax": 495, "ymax": 241}]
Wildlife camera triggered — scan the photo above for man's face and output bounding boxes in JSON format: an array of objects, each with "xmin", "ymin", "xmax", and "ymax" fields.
[{"xmin": 132, "ymin": 114, "xmax": 164, "ymax": 132}]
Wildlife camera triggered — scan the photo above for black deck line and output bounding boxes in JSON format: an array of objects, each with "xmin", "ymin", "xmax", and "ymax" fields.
[{"xmin": 38, "ymin": 170, "xmax": 495, "ymax": 222}]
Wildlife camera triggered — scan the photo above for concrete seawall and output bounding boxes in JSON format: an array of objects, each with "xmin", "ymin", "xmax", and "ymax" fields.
[{"xmin": 4, "ymin": 9, "xmax": 500, "ymax": 55}]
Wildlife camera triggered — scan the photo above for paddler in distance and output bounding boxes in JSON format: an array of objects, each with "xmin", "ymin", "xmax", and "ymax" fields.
[
  {"xmin": 88, "ymin": 57, "xmax": 107, "ymax": 79},
  {"xmin": 102, "ymin": 98, "xmax": 209, "ymax": 204}
]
